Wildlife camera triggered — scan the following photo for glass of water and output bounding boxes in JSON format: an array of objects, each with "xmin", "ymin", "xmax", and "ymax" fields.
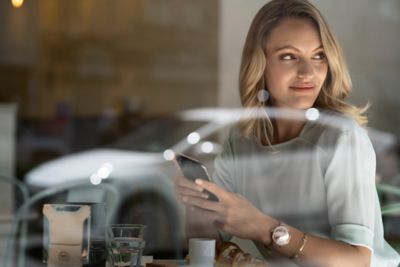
[{"xmin": 108, "ymin": 224, "xmax": 146, "ymax": 267}]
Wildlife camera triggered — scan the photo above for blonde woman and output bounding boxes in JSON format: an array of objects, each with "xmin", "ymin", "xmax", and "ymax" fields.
[{"xmin": 175, "ymin": 0, "xmax": 400, "ymax": 266}]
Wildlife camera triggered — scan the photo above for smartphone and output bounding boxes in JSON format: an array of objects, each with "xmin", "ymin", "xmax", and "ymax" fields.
[{"xmin": 174, "ymin": 153, "xmax": 219, "ymax": 202}]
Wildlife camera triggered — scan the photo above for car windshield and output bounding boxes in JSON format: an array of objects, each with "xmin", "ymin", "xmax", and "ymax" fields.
[{"xmin": 106, "ymin": 117, "xmax": 206, "ymax": 152}]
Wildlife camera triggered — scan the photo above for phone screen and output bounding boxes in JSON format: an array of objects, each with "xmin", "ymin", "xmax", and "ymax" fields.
[{"xmin": 175, "ymin": 154, "xmax": 219, "ymax": 201}]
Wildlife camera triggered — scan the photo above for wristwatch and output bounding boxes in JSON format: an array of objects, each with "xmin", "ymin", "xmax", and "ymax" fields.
[{"xmin": 271, "ymin": 222, "xmax": 291, "ymax": 246}]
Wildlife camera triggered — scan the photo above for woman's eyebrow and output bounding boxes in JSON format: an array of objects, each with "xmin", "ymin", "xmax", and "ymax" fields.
[{"xmin": 272, "ymin": 45, "xmax": 324, "ymax": 53}]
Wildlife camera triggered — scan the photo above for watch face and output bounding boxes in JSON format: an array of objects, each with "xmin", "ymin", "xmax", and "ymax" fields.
[{"xmin": 272, "ymin": 225, "xmax": 291, "ymax": 246}]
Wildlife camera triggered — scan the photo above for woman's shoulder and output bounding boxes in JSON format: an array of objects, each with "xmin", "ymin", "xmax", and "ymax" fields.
[
  {"xmin": 304, "ymin": 110, "xmax": 370, "ymax": 147},
  {"xmin": 222, "ymin": 123, "xmax": 260, "ymax": 153},
  {"xmin": 318, "ymin": 110, "xmax": 364, "ymax": 131}
]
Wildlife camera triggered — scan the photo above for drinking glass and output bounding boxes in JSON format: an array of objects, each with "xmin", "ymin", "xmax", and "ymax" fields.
[{"xmin": 108, "ymin": 224, "xmax": 146, "ymax": 267}]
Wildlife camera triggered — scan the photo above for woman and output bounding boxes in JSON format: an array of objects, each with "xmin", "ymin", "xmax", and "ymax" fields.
[{"xmin": 175, "ymin": 0, "xmax": 400, "ymax": 266}]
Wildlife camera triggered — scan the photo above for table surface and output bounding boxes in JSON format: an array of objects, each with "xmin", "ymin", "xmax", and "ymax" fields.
[{"xmin": 151, "ymin": 259, "xmax": 187, "ymax": 267}]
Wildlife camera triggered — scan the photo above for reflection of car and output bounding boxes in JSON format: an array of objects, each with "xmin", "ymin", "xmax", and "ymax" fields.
[
  {"xmin": 25, "ymin": 115, "xmax": 224, "ymax": 187},
  {"xmin": 24, "ymin": 109, "xmax": 235, "ymax": 256},
  {"xmin": 23, "ymin": 108, "xmax": 400, "ymax": 257}
]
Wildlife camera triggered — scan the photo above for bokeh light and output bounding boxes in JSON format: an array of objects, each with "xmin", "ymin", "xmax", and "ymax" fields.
[
  {"xmin": 201, "ymin": 141, "xmax": 214, "ymax": 153},
  {"xmin": 97, "ymin": 166, "xmax": 110, "ymax": 179},
  {"xmin": 163, "ymin": 149, "xmax": 175, "ymax": 161},
  {"xmin": 187, "ymin": 132, "xmax": 200, "ymax": 144},
  {"xmin": 305, "ymin": 108, "xmax": 319, "ymax": 121},
  {"xmin": 11, "ymin": 0, "xmax": 24, "ymax": 8},
  {"xmin": 90, "ymin": 174, "xmax": 102, "ymax": 185},
  {"xmin": 97, "ymin": 162, "xmax": 113, "ymax": 179}
]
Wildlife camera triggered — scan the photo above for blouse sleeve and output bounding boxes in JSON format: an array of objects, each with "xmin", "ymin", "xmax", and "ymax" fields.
[{"xmin": 324, "ymin": 126, "xmax": 377, "ymax": 251}]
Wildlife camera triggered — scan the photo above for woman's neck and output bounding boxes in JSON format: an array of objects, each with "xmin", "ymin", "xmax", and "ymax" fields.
[{"xmin": 271, "ymin": 118, "xmax": 306, "ymax": 144}]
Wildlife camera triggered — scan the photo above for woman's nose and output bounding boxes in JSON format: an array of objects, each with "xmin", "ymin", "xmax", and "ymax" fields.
[{"xmin": 297, "ymin": 60, "xmax": 314, "ymax": 79}]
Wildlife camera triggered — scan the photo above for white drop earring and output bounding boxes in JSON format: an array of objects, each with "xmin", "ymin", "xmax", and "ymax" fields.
[
  {"xmin": 257, "ymin": 77, "xmax": 269, "ymax": 103},
  {"xmin": 257, "ymin": 89, "xmax": 269, "ymax": 102}
]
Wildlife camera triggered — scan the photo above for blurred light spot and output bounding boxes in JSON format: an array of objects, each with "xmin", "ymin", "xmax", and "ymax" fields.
[
  {"xmin": 97, "ymin": 167, "xmax": 110, "ymax": 179},
  {"xmin": 90, "ymin": 174, "xmax": 102, "ymax": 185},
  {"xmin": 201, "ymin": 142, "xmax": 214, "ymax": 153},
  {"xmin": 163, "ymin": 149, "xmax": 175, "ymax": 161},
  {"xmin": 103, "ymin": 162, "xmax": 114, "ymax": 172},
  {"xmin": 97, "ymin": 162, "xmax": 113, "ymax": 179},
  {"xmin": 305, "ymin": 108, "xmax": 319, "ymax": 121},
  {"xmin": 11, "ymin": 0, "xmax": 24, "ymax": 8},
  {"xmin": 187, "ymin": 132, "xmax": 200, "ymax": 145}
]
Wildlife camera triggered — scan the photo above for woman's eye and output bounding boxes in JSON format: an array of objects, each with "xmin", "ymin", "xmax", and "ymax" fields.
[
  {"xmin": 279, "ymin": 54, "xmax": 296, "ymax": 60},
  {"xmin": 313, "ymin": 52, "xmax": 326, "ymax": 60}
]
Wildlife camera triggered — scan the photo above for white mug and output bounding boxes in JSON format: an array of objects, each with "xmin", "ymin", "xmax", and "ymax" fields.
[{"xmin": 189, "ymin": 238, "xmax": 216, "ymax": 267}]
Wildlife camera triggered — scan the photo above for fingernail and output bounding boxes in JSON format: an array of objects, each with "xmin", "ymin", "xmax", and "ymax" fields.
[{"xmin": 195, "ymin": 179, "xmax": 203, "ymax": 185}]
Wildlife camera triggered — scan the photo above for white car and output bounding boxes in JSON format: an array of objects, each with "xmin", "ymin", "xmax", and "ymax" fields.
[
  {"xmin": 24, "ymin": 108, "xmax": 240, "ymax": 256},
  {"xmin": 23, "ymin": 107, "xmax": 399, "ymax": 257}
]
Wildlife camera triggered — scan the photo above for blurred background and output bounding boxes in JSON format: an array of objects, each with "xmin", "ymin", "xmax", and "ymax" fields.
[{"xmin": 0, "ymin": 0, "xmax": 400, "ymax": 265}]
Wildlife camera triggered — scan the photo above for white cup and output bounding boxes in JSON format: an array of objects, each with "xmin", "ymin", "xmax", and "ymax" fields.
[{"xmin": 189, "ymin": 238, "xmax": 216, "ymax": 267}]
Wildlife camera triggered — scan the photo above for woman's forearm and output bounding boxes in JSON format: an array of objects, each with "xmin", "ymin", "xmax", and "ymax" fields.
[
  {"xmin": 180, "ymin": 179, "xmax": 372, "ymax": 266},
  {"xmin": 257, "ymin": 215, "xmax": 371, "ymax": 267}
]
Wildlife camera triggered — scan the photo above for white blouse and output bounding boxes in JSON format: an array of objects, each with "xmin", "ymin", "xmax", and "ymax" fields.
[{"xmin": 212, "ymin": 112, "xmax": 400, "ymax": 267}]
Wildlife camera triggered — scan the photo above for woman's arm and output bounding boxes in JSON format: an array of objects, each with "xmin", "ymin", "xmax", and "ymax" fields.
[
  {"xmin": 258, "ymin": 216, "xmax": 371, "ymax": 267},
  {"xmin": 184, "ymin": 179, "xmax": 371, "ymax": 267}
]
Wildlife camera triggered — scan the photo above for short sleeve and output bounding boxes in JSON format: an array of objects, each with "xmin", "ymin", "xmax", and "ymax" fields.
[{"xmin": 324, "ymin": 126, "xmax": 377, "ymax": 250}]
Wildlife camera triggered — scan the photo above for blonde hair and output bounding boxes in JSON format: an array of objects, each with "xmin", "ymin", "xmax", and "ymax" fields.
[{"xmin": 239, "ymin": 0, "xmax": 368, "ymax": 145}]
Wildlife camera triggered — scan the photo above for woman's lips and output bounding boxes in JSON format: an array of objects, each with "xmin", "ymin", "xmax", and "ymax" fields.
[{"xmin": 289, "ymin": 84, "xmax": 315, "ymax": 91}]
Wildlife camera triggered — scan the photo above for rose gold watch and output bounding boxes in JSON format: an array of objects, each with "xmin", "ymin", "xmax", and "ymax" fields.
[{"xmin": 271, "ymin": 223, "xmax": 291, "ymax": 246}]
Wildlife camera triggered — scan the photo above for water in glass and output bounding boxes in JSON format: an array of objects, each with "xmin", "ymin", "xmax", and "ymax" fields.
[{"xmin": 110, "ymin": 237, "xmax": 145, "ymax": 267}]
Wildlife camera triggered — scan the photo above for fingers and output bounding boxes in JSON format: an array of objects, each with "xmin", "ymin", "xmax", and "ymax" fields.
[
  {"xmin": 175, "ymin": 186, "xmax": 209, "ymax": 199},
  {"xmin": 174, "ymin": 176, "xmax": 209, "ymax": 202},
  {"xmin": 175, "ymin": 175, "xmax": 204, "ymax": 192},
  {"xmin": 194, "ymin": 179, "xmax": 225, "ymax": 200},
  {"xmin": 182, "ymin": 193, "xmax": 222, "ymax": 212}
]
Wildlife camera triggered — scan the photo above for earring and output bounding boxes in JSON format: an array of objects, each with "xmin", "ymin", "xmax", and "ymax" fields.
[
  {"xmin": 257, "ymin": 89, "xmax": 269, "ymax": 102},
  {"xmin": 257, "ymin": 76, "xmax": 269, "ymax": 103}
]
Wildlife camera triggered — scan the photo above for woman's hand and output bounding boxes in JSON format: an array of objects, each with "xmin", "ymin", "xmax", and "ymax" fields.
[
  {"xmin": 174, "ymin": 175, "xmax": 210, "ymax": 202},
  {"xmin": 182, "ymin": 179, "xmax": 269, "ymax": 243}
]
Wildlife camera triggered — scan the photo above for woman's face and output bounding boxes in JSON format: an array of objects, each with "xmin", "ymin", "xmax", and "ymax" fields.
[{"xmin": 265, "ymin": 17, "xmax": 328, "ymax": 110}]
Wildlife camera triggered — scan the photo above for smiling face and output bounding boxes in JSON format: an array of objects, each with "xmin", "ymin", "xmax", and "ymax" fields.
[{"xmin": 265, "ymin": 17, "xmax": 328, "ymax": 110}]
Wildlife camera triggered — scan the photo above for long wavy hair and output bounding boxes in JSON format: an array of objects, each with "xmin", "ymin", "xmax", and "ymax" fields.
[{"xmin": 239, "ymin": 0, "xmax": 368, "ymax": 145}]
